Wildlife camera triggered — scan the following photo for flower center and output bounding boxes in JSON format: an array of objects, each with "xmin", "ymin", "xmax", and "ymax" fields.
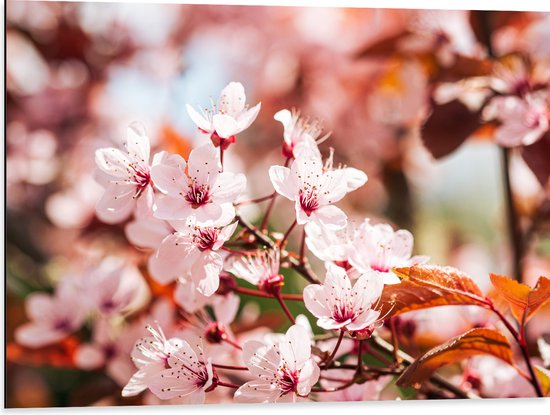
[
  {"xmin": 278, "ymin": 366, "xmax": 299, "ymax": 394},
  {"xmin": 53, "ymin": 318, "xmax": 72, "ymax": 332},
  {"xmin": 299, "ymin": 188, "xmax": 319, "ymax": 216},
  {"xmin": 185, "ymin": 181, "xmax": 212, "ymax": 209},
  {"xmin": 194, "ymin": 227, "xmax": 220, "ymax": 251},
  {"xmin": 332, "ymin": 303, "xmax": 356, "ymax": 324},
  {"xmin": 129, "ymin": 163, "xmax": 151, "ymax": 198}
]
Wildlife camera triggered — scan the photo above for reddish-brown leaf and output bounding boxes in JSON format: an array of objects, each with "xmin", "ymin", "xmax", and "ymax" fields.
[
  {"xmin": 490, "ymin": 274, "xmax": 550, "ymax": 324},
  {"xmin": 421, "ymin": 100, "xmax": 481, "ymax": 159},
  {"xmin": 489, "ymin": 273, "xmax": 531, "ymax": 322},
  {"xmin": 522, "ymin": 131, "xmax": 550, "ymax": 187},
  {"xmin": 397, "ymin": 328, "xmax": 515, "ymax": 387},
  {"xmin": 380, "ymin": 265, "xmax": 488, "ymax": 317},
  {"xmin": 525, "ymin": 276, "xmax": 550, "ymax": 322}
]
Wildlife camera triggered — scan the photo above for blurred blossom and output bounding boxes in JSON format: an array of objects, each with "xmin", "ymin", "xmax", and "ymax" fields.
[
  {"xmin": 7, "ymin": 31, "xmax": 50, "ymax": 96},
  {"xmin": 6, "ymin": 123, "xmax": 58, "ymax": 188}
]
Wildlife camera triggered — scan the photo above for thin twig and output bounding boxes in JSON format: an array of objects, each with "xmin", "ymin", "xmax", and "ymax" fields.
[
  {"xmin": 323, "ymin": 330, "xmax": 345, "ymax": 369},
  {"xmin": 275, "ymin": 293, "xmax": 296, "ymax": 324},
  {"xmin": 370, "ymin": 335, "xmax": 480, "ymax": 399},
  {"xmin": 233, "ymin": 286, "xmax": 303, "ymax": 301},
  {"xmin": 501, "ymin": 148, "xmax": 524, "ymax": 281}
]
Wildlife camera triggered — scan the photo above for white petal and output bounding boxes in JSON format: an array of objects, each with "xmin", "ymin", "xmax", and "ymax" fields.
[
  {"xmin": 391, "ymin": 229, "xmax": 414, "ymax": 260},
  {"xmin": 342, "ymin": 167, "xmax": 368, "ymax": 192},
  {"xmin": 218, "ymin": 81, "xmax": 246, "ymax": 115},
  {"xmin": 234, "ymin": 380, "xmax": 280, "ymax": 403},
  {"xmin": 242, "ymin": 340, "xmax": 279, "ymax": 378},
  {"xmin": 296, "ymin": 358, "xmax": 320, "ymax": 396},
  {"xmin": 124, "ymin": 122, "xmax": 150, "ymax": 165},
  {"xmin": 96, "ymin": 182, "xmax": 136, "ymax": 224},
  {"xmin": 190, "ymin": 251, "xmax": 223, "ymax": 296},
  {"xmin": 150, "ymin": 151, "xmax": 187, "ymax": 195},
  {"xmin": 125, "ymin": 217, "xmax": 171, "ymax": 249},
  {"xmin": 236, "ymin": 102, "xmax": 261, "ymax": 133},
  {"xmin": 303, "ymin": 285, "xmax": 331, "ymax": 319},
  {"xmin": 212, "ymin": 114, "xmax": 239, "ymax": 139},
  {"xmin": 313, "ymin": 205, "xmax": 347, "ymax": 230},
  {"xmin": 214, "ymin": 221, "xmax": 239, "ymax": 248},
  {"xmin": 187, "ymin": 143, "xmax": 221, "ymax": 185},
  {"xmin": 268, "ymin": 165, "xmax": 296, "ymax": 201},
  {"xmin": 186, "ymin": 104, "xmax": 213, "ymax": 133},
  {"xmin": 95, "ymin": 148, "xmax": 131, "ymax": 179},
  {"xmin": 211, "ymin": 172, "xmax": 246, "ymax": 203},
  {"xmin": 279, "ymin": 325, "xmax": 311, "ymax": 371},
  {"xmin": 153, "ymin": 195, "xmax": 194, "ymax": 221},
  {"xmin": 148, "ymin": 235, "xmax": 196, "ymax": 285}
]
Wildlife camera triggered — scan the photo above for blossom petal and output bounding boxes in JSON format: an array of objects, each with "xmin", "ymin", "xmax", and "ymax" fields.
[
  {"xmin": 268, "ymin": 165, "xmax": 296, "ymax": 201},
  {"xmin": 313, "ymin": 205, "xmax": 347, "ymax": 230},
  {"xmin": 190, "ymin": 251, "xmax": 223, "ymax": 296},
  {"xmin": 125, "ymin": 217, "xmax": 171, "ymax": 249},
  {"xmin": 279, "ymin": 324, "xmax": 311, "ymax": 371},
  {"xmin": 153, "ymin": 195, "xmax": 194, "ymax": 221},
  {"xmin": 150, "ymin": 151, "xmax": 187, "ymax": 195},
  {"xmin": 234, "ymin": 380, "xmax": 280, "ymax": 403},
  {"xmin": 124, "ymin": 122, "xmax": 150, "ymax": 165},
  {"xmin": 15, "ymin": 323, "xmax": 66, "ymax": 348},
  {"xmin": 218, "ymin": 81, "xmax": 246, "ymax": 115},
  {"xmin": 186, "ymin": 104, "xmax": 213, "ymax": 133},
  {"xmin": 213, "ymin": 114, "xmax": 239, "ymax": 139},
  {"xmin": 342, "ymin": 167, "xmax": 368, "ymax": 192},
  {"xmin": 96, "ymin": 182, "xmax": 136, "ymax": 224},
  {"xmin": 297, "ymin": 358, "xmax": 320, "ymax": 396},
  {"xmin": 303, "ymin": 284, "xmax": 331, "ymax": 318},
  {"xmin": 122, "ymin": 363, "xmax": 164, "ymax": 397},
  {"xmin": 236, "ymin": 102, "xmax": 261, "ymax": 133},
  {"xmin": 95, "ymin": 148, "xmax": 131, "ymax": 179},
  {"xmin": 187, "ymin": 143, "xmax": 221, "ymax": 185},
  {"xmin": 148, "ymin": 235, "xmax": 197, "ymax": 285},
  {"xmin": 211, "ymin": 172, "xmax": 246, "ymax": 203},
  {"xmin": 242, "ymin": 340, "xmax": 280, "ymax": 378}
]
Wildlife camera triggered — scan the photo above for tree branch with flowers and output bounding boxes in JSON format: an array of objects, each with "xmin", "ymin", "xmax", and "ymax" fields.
[{"xmin": 10, "ymin": 80, "xmax": 550, "ymax": 405}]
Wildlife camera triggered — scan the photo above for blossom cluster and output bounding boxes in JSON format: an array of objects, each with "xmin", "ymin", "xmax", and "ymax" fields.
[{"xmin": 14, "ymin": 82, "xmax": 429, "ymax": 404}]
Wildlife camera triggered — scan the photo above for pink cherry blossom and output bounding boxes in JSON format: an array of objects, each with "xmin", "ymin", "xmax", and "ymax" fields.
[
  {"xmin": 269, "ymin": 155, "xmax": 363, "ymax": 230},
  {"xmin": 274, "ymin": 108, "xmax": 330, "ymax": 159},
  {"xmin": 148, "ymin": 218, "xmax": 238, "ymax": 296},
  {"xmin": 125, "ymin": 193, "xmax": 173, "ymax": 249},
  {"xmin": 235, "ymin": 324, "xmax": 320, "ymax": 403},
  {"xmin": 348, "ymin": 220, "xmax": 429, "ymax": 284},
  {"xmin": 94, "ymin": 123, "xmax": 154, "ymax": 224},
  {"xmin": 147, "ymin": 336, "xmax": 215, "ymax": 403},
  {"xmin": 304, "ymin": 221, "xmax": 357, "ymax": 267},
  {"xmin": 152, "ymin": 145, "xmax": 246, "ymax": 226},
  {"xmin": 482, "ymin": 94, "xmax": 549, "ymax": 147},
  {"xmin": 226, "ymin": 249, "xmax": 284, "ymax": 295},
  {"xmin": 178, "ymin": 293, "xmax": 241, "ymax": 353},
  {"xmin": 83, "ymin": 260, "xmax": 150, "ymax": 316},
  {"xmin": 15, "ymin": 278, "xmax": 87, "ymax": 348},
  {"xmin": 186, "ymin": 82, "xmax": 261, "ymax": 148},
  {"xmin": 303, "ymin": 263, "xmax": 383, "ymax": 333},
  {"xmin": 122, "ymin": 323, "xmax": 185, "ymax": 397}
]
